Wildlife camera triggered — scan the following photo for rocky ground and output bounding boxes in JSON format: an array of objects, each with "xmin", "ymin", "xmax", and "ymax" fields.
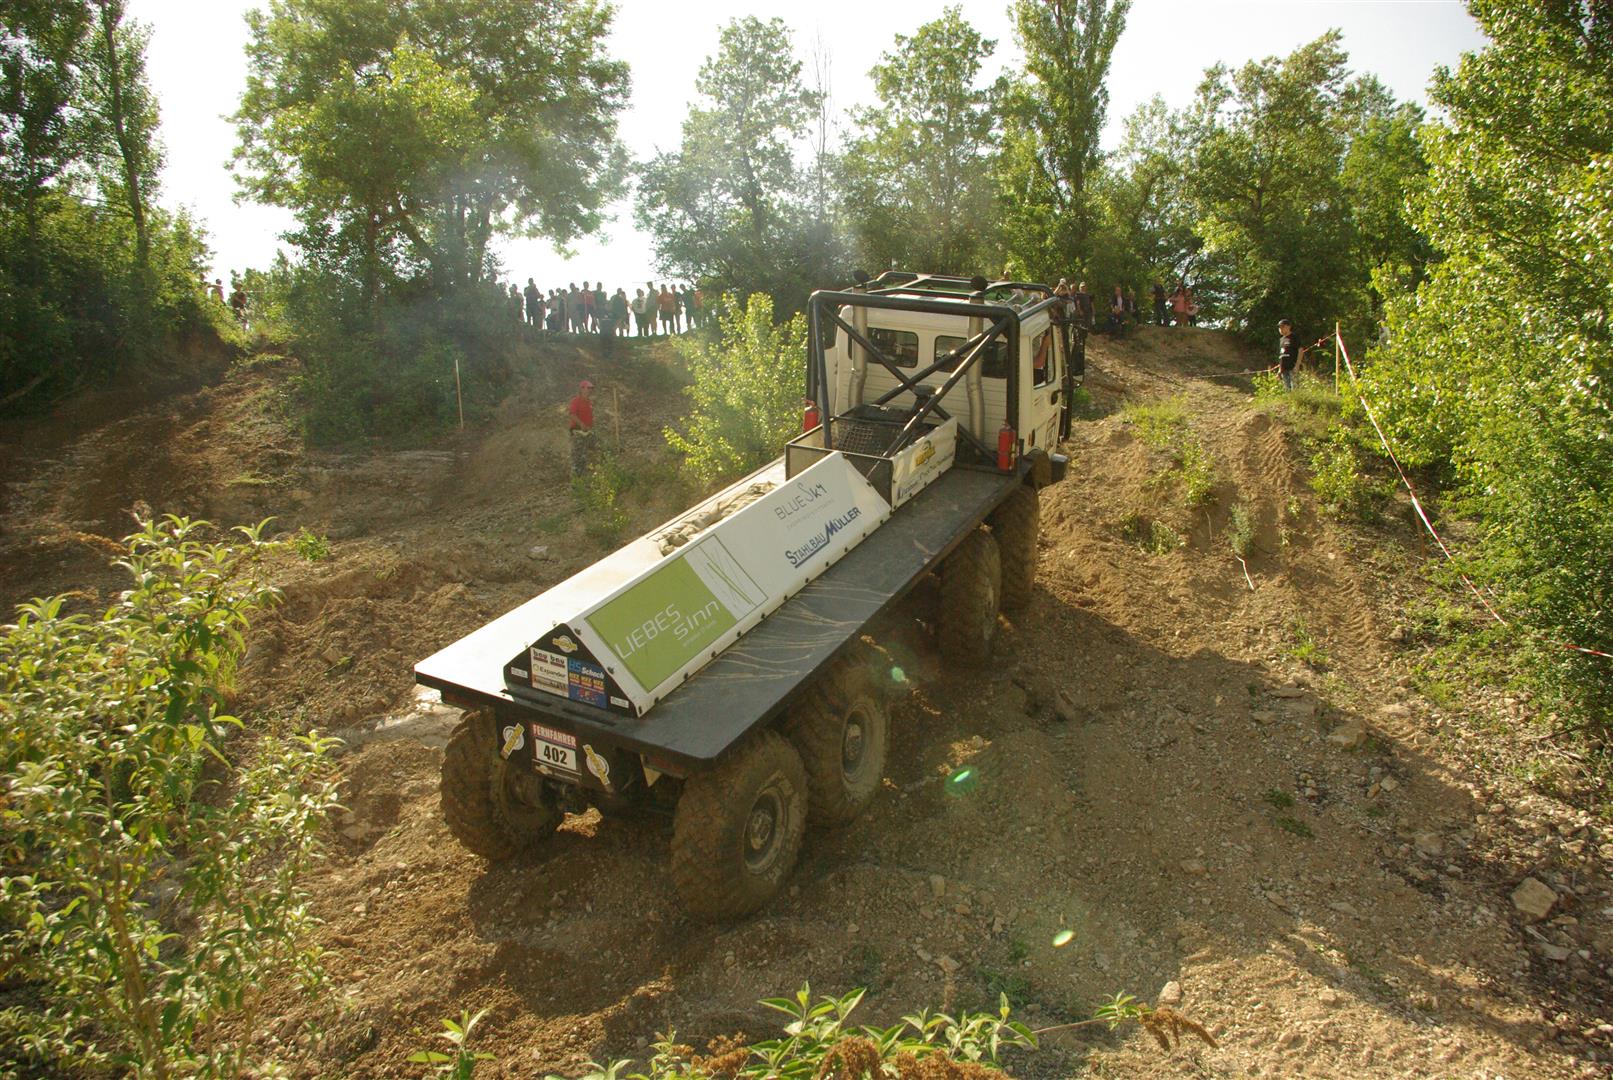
[{"xmin": 2, "ymin": 326, "xmax": 1608, "ymax": 1079}]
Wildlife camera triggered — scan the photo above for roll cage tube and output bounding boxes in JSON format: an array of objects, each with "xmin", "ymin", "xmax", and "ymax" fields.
[{"xmin": 806, "ymin": 289, "xmax": 1035, "ymax": 464}]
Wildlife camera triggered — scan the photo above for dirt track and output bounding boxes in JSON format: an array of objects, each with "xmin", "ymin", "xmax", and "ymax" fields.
[{"xmin": 2, "ymin": 328, "xmax": 1609, "ymax": 1079}]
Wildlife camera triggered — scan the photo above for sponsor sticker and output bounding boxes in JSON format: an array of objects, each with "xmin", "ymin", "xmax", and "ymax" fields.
[
  {"xmin": 583, "ymin": 743, "xmax": 613, "ymax": 788},
  {"xmin": 553, "ymin": 633, "xmax": 579, "ymax": 654},
  {"xmin": 531, "ymin": 722, "xmax": 578, "ymax": 773},
  {"xmin": 567, "ymin": 658, "xmax": 608, "ymax": 708},
  {"xmin": 500, "ymin": 724, "xmax": 525, "ymax": 758},
  {"xmin": 529, "ymin": 647, "xmax": 567, "ymax": 695}
]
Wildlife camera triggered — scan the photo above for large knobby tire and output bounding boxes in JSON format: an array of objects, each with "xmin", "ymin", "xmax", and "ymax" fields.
[
  {"xmin": 784, "ymin": 653, "xmax": 890, "ymax": 828},
  {"xmin": 991, "ymin": 485, "xmax": 1040, "ymax": 613},
  {"xmin": 939, "ymin": 528, "xmax": 1001, "ymax": 666},
  {"xmin": 441, "ymin": 711, "xmax": 560, "ymax": 861},
  {"xmin": 670, "ymin": 731, "xmax": 808, "ymax": 921}
]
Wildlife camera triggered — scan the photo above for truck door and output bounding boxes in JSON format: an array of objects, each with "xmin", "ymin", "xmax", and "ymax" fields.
[{"xmin": 1028, "ymin": 329, "xmax": 1062, "ymax": 452}]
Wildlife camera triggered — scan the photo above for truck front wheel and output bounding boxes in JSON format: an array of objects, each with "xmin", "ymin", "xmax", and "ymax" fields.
[
  {"xmin": 441, "ymin": 711, "xmax": 560, "ymax": 861},
  {"xmin": 991, "ymin": 485, "xmax": 1040, "ymax": 612},
  {"xmin": 785, "ymin": 654, "xmax": 889, "ymax": 827},
  {"xmin": 671, "ymin": 731, "xmax": 808, "ymax": 921},
  {"xmin": 939, "ymin": 528, "xmax": 1001, "ymax": 665}
]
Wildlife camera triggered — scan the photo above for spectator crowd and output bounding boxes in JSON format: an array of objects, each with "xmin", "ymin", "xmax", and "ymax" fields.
[{"xmin": 501, "ymin": 280, "xmax": 708, "ymax": 338}]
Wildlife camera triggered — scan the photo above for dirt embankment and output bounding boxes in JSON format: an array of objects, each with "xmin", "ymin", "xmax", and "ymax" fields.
[{"xmin": 2, "ymin": 328, "xmax": 1608, "ymax": 1079}]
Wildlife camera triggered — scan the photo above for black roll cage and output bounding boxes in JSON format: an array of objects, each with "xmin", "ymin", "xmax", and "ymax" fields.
[{"xmin": 806, "ymin": 273, "xmax": 1063, "ymax": 464}]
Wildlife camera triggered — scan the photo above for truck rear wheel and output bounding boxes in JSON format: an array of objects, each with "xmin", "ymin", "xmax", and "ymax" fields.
[
  {"xmin": 670, "ymin": 731, "xmax": 808, "ymax": 921},
  {"xmin": 785, "ymin": 654, "xmax": 889, "ymax": 827},
  {"xmin": 991, "ymin": 485, "xmax": 1040, "ymax": 613},
  {"xmin": 441, "ymin": 712, "xmax": 560, "ymax": 861},
  {"xmin": 939, "ymin": 528, "xmax": 1001, "ymax": 665}
]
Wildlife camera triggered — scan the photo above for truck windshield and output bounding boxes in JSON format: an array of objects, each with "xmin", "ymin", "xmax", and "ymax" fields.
[{"xmin": 935, "ymin": 336, "xmax": 1008, "ymax": 378}]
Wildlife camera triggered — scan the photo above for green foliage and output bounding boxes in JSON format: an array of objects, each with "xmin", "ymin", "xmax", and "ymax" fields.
[
  {"xmin": 997, "ymin": 0, "xmax": 1133, "ymax": 280},
  {"xmin": 1261, "ymin": 788, "xmax": 1295, "ymax": 810},
  {"xmin": 1121, "ymin": 394, "xmax": 1188, "ymax": 447},
  {"xmin": 840, "ymin": 9, "xmax": 1003, "ymax": 275},
  {"xmin": 410, "ymin": 1009, "xmax": 494, "ymax": 1079},
  {"xmin": 636, "ymin": 18, "xmax": 842, "ymax": 307},
  {"xmin": 0, "ymin": 516, "xmax": 340, "ymax": 1077},
  {"xmin": 1285, "ymin": 616, "xmax": 1331, "ymax": 670},
  {"xmin": 0, "ymin": 5, "xmax": 223, "ymax": 408},
  {"xmin": 1359, "ymin": 0, "xmax": 1613, "ymax": 731},
  {"xmin": 292, "ymin": 526, "xmax": 331, "ymax": 561},
  {"xmin": 550, "ymin": 985, "xmax": 1036, "ymax": 1080},
  {"xmin": 1308, "ymin": 427, "xmax": 1383, "ymax": 521},
  {"xmin": 234, "ymin": 0, "xmax": 629, "ymax": 294},
  {"xmin": 1227, "ymin": 502, "xmax": 1254, "ymax": 559},
  {"xmin": 573, "ymin": 453, "xmax": 632, "ymax": 547},
  {"xmin": 1177, "ymin": 440, "xmax": 1218, "ymax": 506},
  {"xmin": 665, "ymin": 294, "xmax": 806, "ymax": 485},
  {"xmin": 1120, "ymin": 513, "xmax": 1183, "ymax": 556}
]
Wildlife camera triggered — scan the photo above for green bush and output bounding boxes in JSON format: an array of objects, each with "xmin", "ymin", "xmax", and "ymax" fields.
[
  {"xmin": 1308, "ymin": 427, "xmax": 1383, "ymax": 521},
  {"xmin": 0, "ymin": 517, "xmax": 340, "ymax": 1077},
  {"xmin": 574, "ymin": 454, "xmax": 632, "ymax": 547},
  {"xmin": 665, "ymin": 294, "xmax": 807, "ymax": 486}
]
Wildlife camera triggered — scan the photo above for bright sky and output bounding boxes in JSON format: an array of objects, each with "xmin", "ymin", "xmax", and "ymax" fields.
[{"xmin": 132, "ymin": 0, "xmax": 1487, "ymax": 288}]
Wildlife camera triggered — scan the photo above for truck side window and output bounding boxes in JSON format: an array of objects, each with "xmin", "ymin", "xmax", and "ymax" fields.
[
  {"xmin": 867, "ymin": 328, "xmax": 919, "ymax": 368},
  {"xmin": 1032, "ymin": 330, "xmax": 1051, "ymax": 387},
  {"xmin": 935, "ymin": 336, "xmax": 1009, "ymax": 378}
]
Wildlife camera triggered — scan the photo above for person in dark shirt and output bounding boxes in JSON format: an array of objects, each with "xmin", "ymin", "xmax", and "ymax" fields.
[
  {"xmin": 1071, "ymin": 281, "xmax": 1093, "ymax": 378},
  {"xmin": 1277, "ymin": 319, "xmax": 1300, "ymax": 390},
  {"xmin": 1151, "ymin": 281, "xmax": 1167, "ymax": 326},
  {"xmin": 523, "ymin": 279, "xmax": 541, "ymax": 327}
]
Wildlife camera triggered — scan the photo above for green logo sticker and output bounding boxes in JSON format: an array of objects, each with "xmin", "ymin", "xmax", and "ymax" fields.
[{"xmin": 586, "ymin": 554, "xmax": 740, "ymax": 691}]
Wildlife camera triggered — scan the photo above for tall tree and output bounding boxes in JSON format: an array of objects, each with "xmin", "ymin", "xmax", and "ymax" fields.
[
  {"xmin": 997, "ymin": 0, "xmax": 1131, "ymax": 280},
  {"xmin": 1088, "ymin": 95, "xmax": 1204, "ymax": 298},
  {"xmin": 233, "ymin": 0, "xmax": 629, "ymax": 298},
  {"xmin": 0, "ymin": 2, "xmax": 94, "ymax": 231},
  {"xmin": 636, "ymin": 16, "xmax": 838, "ymax": 306},
  {"xmin": 1183, "ymin": 32, "xmax": 1381, "ymax": 335},
  {"xmin": 87, "ymin": 0, "xmax": 158, "ymax": 270},
  {"xmin": 1364, "ymin": 0, "xmax": 1613, "ymax": 728},
  {"xmin": 839, "ymin": 7, "xmax": 1001, "ymax": 275}
]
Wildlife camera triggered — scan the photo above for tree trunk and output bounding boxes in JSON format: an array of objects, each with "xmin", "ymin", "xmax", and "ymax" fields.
[{"xmin": 95, "ymin": 0, "xmax": 148, "ymax": 272}]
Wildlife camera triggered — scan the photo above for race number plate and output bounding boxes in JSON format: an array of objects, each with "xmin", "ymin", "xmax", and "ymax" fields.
[{"xmin": 531, "ymin": 722, "xmax": 578, "ymax": 774}]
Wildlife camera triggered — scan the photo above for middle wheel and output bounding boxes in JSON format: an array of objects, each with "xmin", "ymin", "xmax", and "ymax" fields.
[
  {"xmin": 784, "ymin": 653, "xmax": 890, "ymax": 827},
  {"xmin": 939, "ymin": 527, "xmax": 1001, "ymax": 665},
  {"xmin": 670, "ymin": 730, "xmax": 809, "ymax": 921}
]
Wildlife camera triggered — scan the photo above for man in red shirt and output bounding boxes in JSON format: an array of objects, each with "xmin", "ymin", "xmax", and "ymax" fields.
[{"xmin": 568, "ymin": 379, "xmax": 594, "ymax": 476}]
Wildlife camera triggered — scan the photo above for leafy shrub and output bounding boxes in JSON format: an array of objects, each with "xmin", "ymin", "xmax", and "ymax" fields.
[
  {"xmin": 1285, "ymin": 616, "xmax": 1331, "ymax": 669},
  {"xmin": 1308, "ymin": 427, "xmax": 1384, "ymax": 520},
  {"xmin": 293, "ymin": 526, "xmax": 332, "ymax": 561},
  {"xmin": 553, "ymin": 985, "xmax": 1035, "ymax": 1080},
  {"xmin": 665, "ymin": 293, "xmax": 806, "ymax": 486},
  {"xmin": 0, "ymin": 517, "xmax": 340, "ymax": 1077},
  {"xmin": 1177, "ymin": 440, "xmax": 1218, "ymax": 506},
  {"xmin": 411, "ymin": 1009, "xmax": 494, "ymax": 1079},
  {"xmin": 1120, "ymin": 512, "xmax": 1183, "ymax": 555},
  {"xmin": 574, "ymin": 454, "xmax": 632, "ymax": 546},
  {"xmin": 1121, "ymin": 395, "xmax": 1189, "ymax": 448},
  {"xmin": 1227, "ymin": 502, "xmax": 1254, "ymax": 559}
]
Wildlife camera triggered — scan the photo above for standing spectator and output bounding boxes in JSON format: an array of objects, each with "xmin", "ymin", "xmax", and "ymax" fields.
[
  {"xmin": 1185, "ymin": 284, "xmax": 1200, "ymax": 326},
  {"xmin": 553, "ymin": 288, "xmax": 568, "ymax": 334},
  {"xmin": 581, "ymin": 282, "xmax": 598, "ymax": 332},
  {"xmin": 1151, "ymin": 281, "xmax": 1167, "ymax": 326},
  {"xmin": 682, "ymin": 285, "xmax": 697, "ymax": 332},
  {"xmin": 1277, "ymin": 319, "xmax": 1300, "ymax": 391},
  {"xmin": 631, "ymin": 288, "xmax": 649, "ymax": 336},
  {"xmin": 1071, "ymin": 280, "xmax": 1093, "ymax": 378},
  {"xmin": 228, "ymin": 280, "xmax": 248, "ymax": 325},
  {"xmin": 611, "ymin": 288, "xmax": 629, "ymax": 338},
  {"xmin": 593, "ymin": 282, "xmax": 607, "ymax": 329},
  {"xmin": 524, "ymin": 279, "xmax": 541, "ymax": 327},
  {"xmin": 1107, "ymin": 285, "xmax": 1126, "ymax": 334},
  {"xmin": 693, "ymin": 287, "xmax": 706, "ymax": 329},
  {"xmin": 568, "ymin": 380, "xmax": 595, "ymax": 475},
  {"xmin": 1174, "ymin": 283, "xmax": 1200, "ymax": 325},
  {"xmin": 1123, "ymin": 286, "xmax": 1139, "ymax": 325},
  {"xmin": 509, "ymin": 283, "xmax": 524, "ymax": 323},
  {"xmin": 658, "ymin": 284, "xmax": 677, "ymax": 334},
  {"xmin": 210, "ymin": 278, "xmax": 225, "ymax": 304}
]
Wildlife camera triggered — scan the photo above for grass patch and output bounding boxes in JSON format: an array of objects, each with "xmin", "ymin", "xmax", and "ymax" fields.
[
  {"xmin": 1122, "ymin": 395, "xmax": 1190, "ymax": 448},
  {"xmin": 1120, "ymin": 512, "xmax": 1183, "ymax": 555},
  {"xmin": 1285, "ymin": 617, "xmax": 1332, "ymax": 670},
  {"xmin": 1261, "ymin": 788, "xmax": 1295, "ymax": 810},
  {"xmin": 980, "ymin": 969, "xmax": 1034, "ymax": 1010},
  {"xmin": 1253, "ymin": 370, "xmax": 1344, "ymax": 439},
  {"xmin": 1227, "ymin": 502, "xmax": 1254, "ymax": 558},
  {"xmin": 536, "ymin": 512, "xmax": 571, "ymax": 535},
  {"xmin": 1272, "ymin": 813, "xmax": 1314, "ymax": 838},
  {"xmin": 227, "ymin": 473, "xmax": 274, "ymax": 487},
  {"xmin": 573, "ymin": 453, "xmax": 633, "ymax": 546},
  {"xmin": 1178, "ymin": 440, "xmax": 1217, "ymax": 506}
]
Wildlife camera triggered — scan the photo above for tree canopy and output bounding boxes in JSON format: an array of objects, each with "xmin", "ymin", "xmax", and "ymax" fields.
[{"xmin": 233, "ymin": 0, "xmax": 630, "ymax": 297}]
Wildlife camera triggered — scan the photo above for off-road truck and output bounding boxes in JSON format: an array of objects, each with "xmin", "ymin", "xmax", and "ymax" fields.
[{"xmin": 416, "ymin": 271, "xmax": 1076, "ymax": 920}]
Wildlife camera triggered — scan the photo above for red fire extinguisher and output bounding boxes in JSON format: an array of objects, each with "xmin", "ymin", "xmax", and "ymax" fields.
[
  {"xmin": 997, "ymin": 422, "xmax": 1016, "ymax": 471},
  {"xmin": 803, "ymin": 399, "xmax": 821, "ymax": 433}
]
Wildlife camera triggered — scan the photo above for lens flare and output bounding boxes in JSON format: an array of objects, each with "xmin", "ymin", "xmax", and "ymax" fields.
[
  {"xmin": 944, "ymin": 766, "xmax": 977, "ymax": 797},
  {"xmin": 890, "ymin": 665, "xmax": 907, "ymax": 684},
  {"xmin": 1052, "ymin": 929, "xmax": 1075, "ymax": 948}
]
